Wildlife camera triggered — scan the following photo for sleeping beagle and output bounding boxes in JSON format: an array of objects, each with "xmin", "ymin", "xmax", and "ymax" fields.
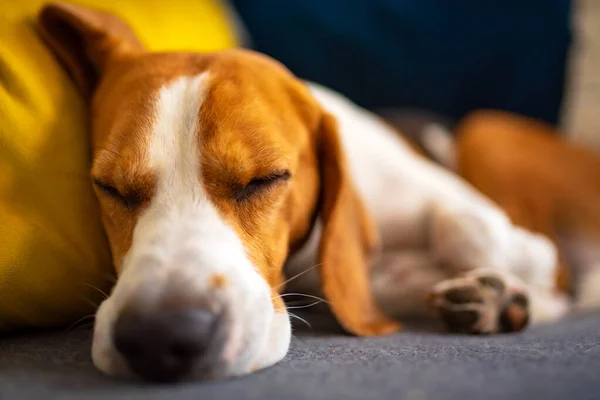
[{"xmin": 36, "ymin": 2, "xmax": 597, "ymax": 383}]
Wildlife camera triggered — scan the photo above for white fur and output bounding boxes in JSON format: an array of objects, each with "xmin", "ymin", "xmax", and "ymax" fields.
[
  {"xmin": 558, "ymin": 232, "xmax": 600, "ymax": 311},
  {"xmin": 287, "ymin": 82, "xmax": 567, "ymax": 323},
  {"xmin": 93, "ymin": 74, "xmax": 291, "ymax": 380},
  {"xmin": 421, "ymin": 123, "xmax": 458, "ymax": 171}
]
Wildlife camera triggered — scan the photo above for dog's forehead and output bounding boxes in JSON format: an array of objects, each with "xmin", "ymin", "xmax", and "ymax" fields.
[
  {"xmin": 95, "ymin": 50, "xmax": 317, "ymax": 173},
  {"xmin": 119, "ymin": 49, "xmax": 308, "ymax": 108},
  {"xmin": 92, "ymin": 49, "xmax": 320, "ymax": 198}
]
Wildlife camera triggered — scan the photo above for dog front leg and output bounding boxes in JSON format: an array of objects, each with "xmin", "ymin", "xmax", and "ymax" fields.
[
  {"xmin": 427, "ymin": 203, "xmax": 569, "ymax": 333},
  {"xmin": 370, "ymin": 250, "xmax": 449, "ymax": 319},
  {"xmin": 428, "ymin": 202, "xmax": 515, "ymax": 274}
]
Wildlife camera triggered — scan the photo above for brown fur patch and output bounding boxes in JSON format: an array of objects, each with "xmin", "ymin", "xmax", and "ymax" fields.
[{"xmin": 210, "ymin": 273, "xmax": 228, "ymax": 289}]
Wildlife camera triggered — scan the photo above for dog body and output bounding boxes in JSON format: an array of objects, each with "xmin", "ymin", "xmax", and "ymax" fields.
[
  {"xmin": 287, "ymin": 84, "xmax": 571, "ymax": 328},
  {"xmin": 37, "ymin": 2, "xmax": 598, "ymax": 383}
]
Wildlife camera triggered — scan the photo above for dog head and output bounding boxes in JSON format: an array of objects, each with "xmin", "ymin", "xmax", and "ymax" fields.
[{"xmin": 38, "ymin": 2, "xmax": 398, "ymax": 382}]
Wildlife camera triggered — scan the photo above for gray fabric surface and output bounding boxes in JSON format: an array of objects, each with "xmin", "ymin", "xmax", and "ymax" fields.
[{"xmin": 1, "ymin": 314, "xmax": 599, "ymax": 400}]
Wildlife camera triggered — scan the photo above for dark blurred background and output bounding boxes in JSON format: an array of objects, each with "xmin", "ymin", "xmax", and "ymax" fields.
[{"xmin": 230, "ymin": 0, "xmax": 573, "ymax": 130}]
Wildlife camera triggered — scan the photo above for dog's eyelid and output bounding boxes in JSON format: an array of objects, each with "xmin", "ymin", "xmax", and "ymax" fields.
[
  {"xmin": 234, "ymin": 170, "xmax": 291, "ymax": 202},
  {"xmin": 252, "ymin": 170, "xmax": 291, "ymax": 183},
  {"xmin": 92, "ymin": 178, "xmax": 143, "ymax": 209},
  {"xmin": 92, "ymin": 178, "xmax": 119, "ymax": 195}
]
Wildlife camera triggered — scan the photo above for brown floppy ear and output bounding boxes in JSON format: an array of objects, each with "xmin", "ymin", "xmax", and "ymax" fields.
[
  {"xmin": 317, "ymin": 112, "xmax": 401, "ymax": 336},
  {"xmin": 37, "ymin": 2, "xmax": 144, "ymax": 98}
]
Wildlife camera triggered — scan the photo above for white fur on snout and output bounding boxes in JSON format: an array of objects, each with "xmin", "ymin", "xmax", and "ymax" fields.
[{"xmin": 92, "ymin": 73, "xmax": 291, "ymax": 380}]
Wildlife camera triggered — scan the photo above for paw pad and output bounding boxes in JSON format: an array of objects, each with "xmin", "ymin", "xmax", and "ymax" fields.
[{"xmin": 430, "ymin": 272, "xmax": 530, "ymax": 334}]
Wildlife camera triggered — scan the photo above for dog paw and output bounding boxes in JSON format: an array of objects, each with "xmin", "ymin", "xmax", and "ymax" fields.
[{"xmin": 428, "ymin": 270, "xmax": 529, "ymax": 334}]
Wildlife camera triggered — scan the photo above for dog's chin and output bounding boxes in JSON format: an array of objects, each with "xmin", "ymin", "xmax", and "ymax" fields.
[{"xmin": 91, "ymin": 297, "xmax": 292, "ymax": 382}]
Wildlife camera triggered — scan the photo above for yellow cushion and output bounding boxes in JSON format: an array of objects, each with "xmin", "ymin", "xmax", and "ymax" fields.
[{"xmin": 0, "ymin": 1, "xmax": 237, "ymax": 330}]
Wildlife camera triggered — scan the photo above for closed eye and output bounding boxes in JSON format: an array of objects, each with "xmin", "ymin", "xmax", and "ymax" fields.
[
  {"xmin": 92, "ymin": 178, "xmax": 143, "ymax": 209},
  {"xmin": 234, "ymin": 170, "xmax": 291, "ymax": 202}
]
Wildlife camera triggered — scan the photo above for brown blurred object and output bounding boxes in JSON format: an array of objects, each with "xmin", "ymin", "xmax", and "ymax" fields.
[{"xmin": 454, "ymin": 110, "xmax": 600, "ymax": 294}]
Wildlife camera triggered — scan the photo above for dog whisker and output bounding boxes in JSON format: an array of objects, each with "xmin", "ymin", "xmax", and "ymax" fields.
[
  {"xmin": 81, "ymin": 297, "xmax": 101, "ymax": 311},
  {"xmin": 275, "ymin": 263, "xmax": 322, "ymax": 290},
  {"xmin": 62, "ymin": 314, "xmax": 96, "ymax": 336},
  {"xmin": 288, "ymin": 312, "xmax": 312, "ymax": 328},
  {"xmin": 286, "ymin": 300, "xmax": 324, "ymax": 310},
  {"xmin": 78, "ymin": 282, "xmax": 109, "ymax": 300},
  {"xmin": 285, "ymin": 300, "xmax": 317, "ymax": 306},
  {"xmin": 277, "ymin": 292, "xmax": 330, "ymax": 304}
]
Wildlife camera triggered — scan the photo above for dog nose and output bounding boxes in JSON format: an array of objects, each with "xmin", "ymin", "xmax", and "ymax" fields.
[{"xmin": 113, "ymin": 308, "xmax": 220, "ymax": 382}]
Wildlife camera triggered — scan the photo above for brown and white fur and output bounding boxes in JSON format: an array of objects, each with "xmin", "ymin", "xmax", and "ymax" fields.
[
  {"xmin": 37, "ymin": 2, "xmax": 599, "ymax": 384},
  {"xmin": 287, "ymin": 86, "xmax": 571, "ymax": 331},
  {"xmin": 426, "ymin": 111, "xmax": 600, "ymax": 313}
]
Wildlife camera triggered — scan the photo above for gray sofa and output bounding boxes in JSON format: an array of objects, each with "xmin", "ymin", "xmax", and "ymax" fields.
[{"xmin": 2, "ymin": 313, "xmax": 599, "ymax": 400}]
